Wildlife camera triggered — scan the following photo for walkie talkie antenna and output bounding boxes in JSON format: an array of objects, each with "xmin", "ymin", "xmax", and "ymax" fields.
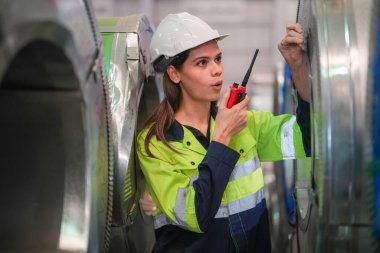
[{"xmin": 241, "ymin": 49, "xmax": 259, "ymax": 88}]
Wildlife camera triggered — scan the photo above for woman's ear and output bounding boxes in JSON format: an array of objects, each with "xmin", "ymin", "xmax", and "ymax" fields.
[{"xmin": 166, "ymin": 65, "xmax": 181, "ymax": 84}]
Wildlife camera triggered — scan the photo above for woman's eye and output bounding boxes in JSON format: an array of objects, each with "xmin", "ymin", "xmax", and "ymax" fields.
[
  {"xmin": 215, "ymin": 55, "xmax": 222, "ymax": 62},
  {"xmin": 196, "ymin": 59, "xmax": 207, "ymax": 66}
]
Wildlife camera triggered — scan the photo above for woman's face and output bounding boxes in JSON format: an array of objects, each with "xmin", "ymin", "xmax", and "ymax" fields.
[{"xmin": 171, "ymin": 40, "xmax": 223, "ymax": 104}]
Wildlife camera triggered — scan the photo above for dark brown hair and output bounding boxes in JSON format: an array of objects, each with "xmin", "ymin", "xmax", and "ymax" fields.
[{"xmin": 142, "ymin": 50, "xmax": 190, "ymax": 157}]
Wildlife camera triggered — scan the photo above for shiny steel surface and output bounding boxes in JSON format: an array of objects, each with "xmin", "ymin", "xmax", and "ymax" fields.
[
  {"xmin": 0, "ymin": 1, "xmax": 97, "ymax": 86},
  {"xmin": 294, "ymin": 0, "xmax": 376, "ymax": 252},
  {"xmin": 268, "ymin": 64, "xmax": 298, "ymax": 253},
  {"xmin": 366, "ymin": 1, "xmax": 380, "ymax": 250},
  {"xmin": 99, "ymin": 14, "xmax": 159, "ymax": 253},
  {"xmin": 0, "ymin": 0, "xmax": 112, "ymax": 252},
  {"xmin": 99, "ymin": 13, "xmax": 156, "ymax": 224}
]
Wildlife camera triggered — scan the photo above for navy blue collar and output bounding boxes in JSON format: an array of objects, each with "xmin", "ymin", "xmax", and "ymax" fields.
[{"xmin": 164, "ymin": 105, "xmax": 218, "ymax": 141}]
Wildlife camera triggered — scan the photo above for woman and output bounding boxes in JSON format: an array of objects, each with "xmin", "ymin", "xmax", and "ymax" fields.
[{"xmin": 137, "ymin": 12, "xmax": 310, "ymax": 253}]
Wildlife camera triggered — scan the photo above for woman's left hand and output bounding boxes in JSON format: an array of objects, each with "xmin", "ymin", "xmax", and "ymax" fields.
[
  {"xmin": 139, "ymin": 186, "xmax": 157, "ymax": 216},
  {"xmin": 278, "ymin": 23, "xmax": 305, "ymax": 69},
  {"xmin": 278, "ymin": 23, "xmax": 310, "ymax": 102}
]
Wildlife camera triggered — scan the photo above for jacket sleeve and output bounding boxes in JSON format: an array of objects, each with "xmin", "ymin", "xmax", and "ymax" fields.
[
  {"xmin": 137, "ymin": 138, "xmax": 239, "ymax": 233},
  {"xmin": 296, "ymin": 92, "xmax": 311, "ymax": 156},
  {"xmin": 249, "ymin": 96, "xmax": 310, "ymax": 162}
]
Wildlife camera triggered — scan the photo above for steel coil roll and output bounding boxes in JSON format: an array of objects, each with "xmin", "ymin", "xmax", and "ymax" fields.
[
  {"xmin": 98, "ymin": 14, "xmax": 161, "ymax": 253},
  {"xmin": 0, "ymin": 0, "xmax": 113, "ymax": 252},
  {"xmin": 293, "ymin": 0, "xmax": 377, "ymax": 252}
]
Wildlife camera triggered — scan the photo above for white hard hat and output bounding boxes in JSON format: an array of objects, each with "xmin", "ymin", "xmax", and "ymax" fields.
[{"xmin": 150, "ymin": 12, "xmax": 228, "ymax": 71}]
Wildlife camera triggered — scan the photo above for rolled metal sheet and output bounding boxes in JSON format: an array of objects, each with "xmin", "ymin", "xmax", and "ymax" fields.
[
  {"xmin": 98, "ymin": 14, "xmax": 159, "ymax": 253},
  {"xmin": 99, "ymin": 13, "xmax": 154, "ymax": 224},
  {"xmin": 0, "ymin": 0, "xmax": 113, "ymax": 252},
  {"xmin": 293, "ymin": 0, "xmax": 377, "ymax": 252},
  {"xmin": 367, "ymin": 1, "xmax": 380, "ymax": 250},
  {"xmin": 268, "ymin": 64, "xmax": 299, "ymax": 252}
]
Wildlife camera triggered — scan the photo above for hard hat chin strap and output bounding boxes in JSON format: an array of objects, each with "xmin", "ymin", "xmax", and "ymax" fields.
[
  {"xmin": 154, "ymin": 50, "xmax": 189, "ymax": 73},
  {"xmin": 154, "ymin": 55, "xmax": 176, "ymax": 72}
]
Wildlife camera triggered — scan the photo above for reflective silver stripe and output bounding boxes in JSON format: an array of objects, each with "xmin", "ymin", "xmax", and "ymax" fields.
[
  {"xmin": 154, "ymin": 188, "xmax": 189, "ymax": 229},
  {"xmin": 154, "ymin": 213, "xmax": 173, "ymax": 229},
  {"xmin": 159, "ymin": 157, "xmax": 262, "ymax": 228},
  {"xmin": 154, "ymin": 188, "xmax": 188, "ymax": 229},
  {"xmin": 214, "ymin": 188, "xmax": 265, "ymax": 218},
  {"xmin": 281, "ymin": 116, "xmax": 296, "ymax": 159},
  {"xmin": 189, "ymin": 156, "xmax": 260, "ymax": 186},
  {"xmin": 154, "ymin": 188, "xmax": 265, "ymax": 228},
  {"xmin": 189, "ymin": 175, "xmax": 199, "ymax": 186},
  {"xmin": 172, "ymin": 188, "xmax": 188, "ymax": 229},
  {"xmin": 230, "ymin": 156, "xmax": 260, "ymax": 181}
]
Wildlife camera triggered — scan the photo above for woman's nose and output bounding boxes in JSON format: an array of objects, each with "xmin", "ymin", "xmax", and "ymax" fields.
[{"xmin": 211, "ymin": 62, "xmax": 223, "ymax": 76}]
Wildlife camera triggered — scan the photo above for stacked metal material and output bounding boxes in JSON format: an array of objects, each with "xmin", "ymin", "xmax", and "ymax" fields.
[
  {"xmin": 98, "ymin": 15, "xmax": 159, "ymax": 253},
  {"xmin": 367, "ymin": 2, "xmax": 380, "ymax": 250},
  {"xmin": 0, "ymin": 0, "xmax": 111, "ymax": 252},
  {"xmin": 287, "ymin": 0, "xmax": 379, "ymax": 252},
  {"xmin": 0, "ymin": 1, "xmax": 161, "ymax": 251},
  {"xmin": 269, "ymin": 0, "xmax": 380, "ymax": 252}
]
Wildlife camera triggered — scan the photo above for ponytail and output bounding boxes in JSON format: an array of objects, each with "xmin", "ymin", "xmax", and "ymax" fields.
[{"xmin": 142, "ymin": 50, "xmax": 189, "ymax": 157}]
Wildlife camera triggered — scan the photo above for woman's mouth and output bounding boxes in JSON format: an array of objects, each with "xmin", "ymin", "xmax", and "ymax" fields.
[
  {"xmin": 212, "ymin": 81, "xmax": 222, "ymax": 87},
  {"xmin": 211, "ymin": 82, "xmax": 222, "ymax": 90}
]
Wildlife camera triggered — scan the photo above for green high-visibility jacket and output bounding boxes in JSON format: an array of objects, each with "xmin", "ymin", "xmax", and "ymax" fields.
[{"xmin": 137, "ymin": 108, "xmax": 308, "ymax": 234}]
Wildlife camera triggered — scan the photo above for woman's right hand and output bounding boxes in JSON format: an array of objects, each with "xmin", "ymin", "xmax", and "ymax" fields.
[{"xmin": 213, "ymin": 89, "xmax": 249, "ymax": 146}]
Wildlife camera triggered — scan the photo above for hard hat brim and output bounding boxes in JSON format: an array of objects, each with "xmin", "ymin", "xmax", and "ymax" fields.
[{"xmin": 151, "ymin": 33, "xmax": 229, "ymax": 67}]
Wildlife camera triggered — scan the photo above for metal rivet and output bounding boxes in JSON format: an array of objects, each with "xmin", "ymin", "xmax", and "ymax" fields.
[
  {"xmin": 186, "ymin": 141, "xmax": 191, "ymax": 146},
  {"xmin": 239, "ymin": 149, "xmax": 244, "ymax": 153},
  {"xmin": 190, "ymin": 161, "xmax": 195, "ymax": 165}
]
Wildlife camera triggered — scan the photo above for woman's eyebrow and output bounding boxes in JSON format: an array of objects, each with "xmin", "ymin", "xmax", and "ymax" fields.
[
  {"xmin": 192, "ymin": 52, "xmax": 222, "ymax": 63},
  {"xmin": 192, "ymin": 56, "xmax": 209, "ymax": 63}
]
